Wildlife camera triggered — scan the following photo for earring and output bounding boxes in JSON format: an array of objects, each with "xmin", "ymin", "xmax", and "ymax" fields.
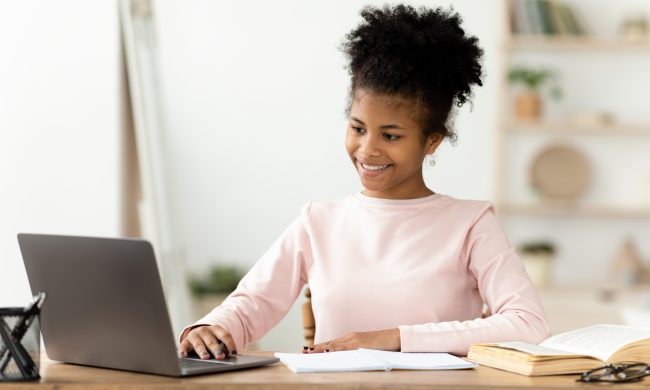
[{"xmin": 428, "ymin": 155, "xmax": 436, "ymax": 166}]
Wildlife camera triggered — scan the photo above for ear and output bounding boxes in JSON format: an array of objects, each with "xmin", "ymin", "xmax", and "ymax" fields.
[{"xmin": 425, "ymin": 134, "xmax": 444, "ymax": 155}]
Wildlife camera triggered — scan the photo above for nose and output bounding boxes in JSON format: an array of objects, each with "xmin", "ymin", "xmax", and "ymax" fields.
[{"xmin": 358, "ymin": 133, "xmax": 382, "ymax": 158}]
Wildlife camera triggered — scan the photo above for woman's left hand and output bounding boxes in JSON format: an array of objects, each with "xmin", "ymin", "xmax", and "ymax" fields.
[{"xmin": 306, "ymin": 328, "xmax": 400, "ymax": 353}]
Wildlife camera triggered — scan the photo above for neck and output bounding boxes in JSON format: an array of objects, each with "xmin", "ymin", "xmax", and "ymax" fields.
[{"xmin": 362, "ymin": 186, "xmax": 434, "ymax": 200}]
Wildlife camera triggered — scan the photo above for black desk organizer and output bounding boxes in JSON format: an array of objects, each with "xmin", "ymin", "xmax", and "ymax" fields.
[{"xmin": 0, "ymin": 292, "xmax": 46, "ymax": 381}]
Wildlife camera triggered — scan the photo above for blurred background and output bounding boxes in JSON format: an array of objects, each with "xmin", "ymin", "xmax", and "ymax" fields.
[{"xmin": 1, "ymin": 0, "xmax": 649, "ymax": 352}]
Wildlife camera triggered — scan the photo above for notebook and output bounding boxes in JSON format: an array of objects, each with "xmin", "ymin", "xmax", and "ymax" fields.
[{"xmin": 274, "ymin": 348, "xmax": 477, "ymax": 373}]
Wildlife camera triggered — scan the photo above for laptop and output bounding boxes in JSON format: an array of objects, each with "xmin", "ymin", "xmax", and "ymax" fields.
[{"xmin": 17, "ymin": 233, "xmax": 279, "ymax": 376}]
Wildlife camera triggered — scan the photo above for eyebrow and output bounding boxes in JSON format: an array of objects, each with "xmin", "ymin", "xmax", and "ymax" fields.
[{"xmin": 350, "ymin": 116, "xmax": 406, "ymax": 131}]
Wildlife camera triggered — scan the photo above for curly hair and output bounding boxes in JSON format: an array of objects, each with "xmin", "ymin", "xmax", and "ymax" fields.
[{"xmin": 341, "ymin": 4, "xmax": 484, "ymax": 143}]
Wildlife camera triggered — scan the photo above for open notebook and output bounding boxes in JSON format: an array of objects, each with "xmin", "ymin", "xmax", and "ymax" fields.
[{"xmin": 274, "ymin": 349, "xmax": 477, "ymax": 373}]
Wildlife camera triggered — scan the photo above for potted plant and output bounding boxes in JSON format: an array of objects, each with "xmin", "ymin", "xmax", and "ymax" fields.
[
  {"xmin": 188, "ymin": 264, "xmax": 244, "ymax": 318},
  {"xmin": 508, "ymin": 66, "xmax": 562, "ymax": 119},
  {"xmin": 519, "ymin": 241, "xmax": 556, "ymax": 287}
]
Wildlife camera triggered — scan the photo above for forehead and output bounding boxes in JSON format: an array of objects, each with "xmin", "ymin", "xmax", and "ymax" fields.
[{"xmin": 350, "ymin": 90, "xmax": 421, "ymax": 127}]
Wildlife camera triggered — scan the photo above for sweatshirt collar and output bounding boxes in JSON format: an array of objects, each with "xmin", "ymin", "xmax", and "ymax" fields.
[{"xmin": 355, "ymin": 191, "xmax": 440, "ymax": 206}]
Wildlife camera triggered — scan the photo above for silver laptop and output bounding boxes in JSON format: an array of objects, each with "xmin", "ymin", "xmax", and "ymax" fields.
[{"xmin": 17, "ymin": 233, "xmax": 279, "ymax": 376}]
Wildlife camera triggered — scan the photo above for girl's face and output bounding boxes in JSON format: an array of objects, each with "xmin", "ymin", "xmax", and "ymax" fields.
[{"xmin": 345, "ymin": 90, "xmax": 442, "ymax": 199}]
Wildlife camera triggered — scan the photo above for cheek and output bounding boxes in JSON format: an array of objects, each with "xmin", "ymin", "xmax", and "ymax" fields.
[
  {"xmin": 395, "ymin": 145, "xmax": 427, "ymax": 167},
  {"xmin": 344, "ymin": 133, "xmax": 357, "ymax": 156}
]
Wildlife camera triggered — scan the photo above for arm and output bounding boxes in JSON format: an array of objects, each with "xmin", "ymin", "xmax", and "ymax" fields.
[
  {"xmin": 398, "ymin": 205, "xmax": 550, "ymax": 355},
  {"xmin": 180, "ymin": 204, "xmax": 314, "ymax": 352}
]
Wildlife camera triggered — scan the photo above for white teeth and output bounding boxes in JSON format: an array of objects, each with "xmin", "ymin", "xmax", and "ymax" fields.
[{"xmin": 361, "ymin": 163, "xmax": 389, "ymax": 171}]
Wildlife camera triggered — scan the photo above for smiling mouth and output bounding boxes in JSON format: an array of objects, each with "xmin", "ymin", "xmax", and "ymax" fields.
[
  {"xmin": 360, "ymin": 162, "xmax": 390, "ymax": 171},
  {"xmin": 357, "ymin": 160, "xmax": 392, "ymax": 176}
]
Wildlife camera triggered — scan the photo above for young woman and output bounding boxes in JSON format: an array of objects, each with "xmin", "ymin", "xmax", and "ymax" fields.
[{"xmin": 179, "ymin": 4, "xmax": 549, "ymax": 360}]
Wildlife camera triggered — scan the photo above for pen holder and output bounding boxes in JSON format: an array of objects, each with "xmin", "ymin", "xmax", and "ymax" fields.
[{"xmin": 0, "ymin": 297, "xmax": 44, "ymax": 381}]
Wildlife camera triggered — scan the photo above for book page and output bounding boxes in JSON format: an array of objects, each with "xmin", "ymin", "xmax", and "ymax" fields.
[
  {"xmin": 540, "ymin": 324, "xmax": 650, "ymax": 362},
  {"xmin": 274, "ymin": 350, "xmax": 387, "ymax": 373},
  {"xmin": 493, "ymin": 341, "xmax": 578, "ymax": 356},
  {"xmin": 359, "ymin": 349, "xmax": 477, "ymax": 370}
]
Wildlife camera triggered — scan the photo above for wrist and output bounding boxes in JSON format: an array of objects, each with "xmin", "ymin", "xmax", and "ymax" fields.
[{"xmin": 384, "ymin": 328, "xmax": 401, "ymax": 351}]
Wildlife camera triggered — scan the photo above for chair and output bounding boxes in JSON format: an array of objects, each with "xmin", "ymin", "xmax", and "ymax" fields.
[{"xmin": 302, "ymin": 287, "xmax": 315, "ymax": 345}]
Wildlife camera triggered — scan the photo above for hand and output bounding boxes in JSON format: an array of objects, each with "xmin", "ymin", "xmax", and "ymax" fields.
[
  {"xmin": 306, "ymin": 328, "xmax": 400, "ymax": 353},
  {"xmin": 178, "ymin": 324, "xmax": 237, "ymax": 360}
]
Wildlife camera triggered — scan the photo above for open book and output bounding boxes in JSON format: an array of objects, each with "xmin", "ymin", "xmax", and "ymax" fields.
[
  {"xmin": 274, "ymin": 348, "xmax": 477, "ymax": 373},
  {"xmin": 467, "ymin": 324, "xmax": 650, "ymax": 376}
]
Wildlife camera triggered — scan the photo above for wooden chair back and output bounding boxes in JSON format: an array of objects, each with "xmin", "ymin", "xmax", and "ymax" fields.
[{"xmin": 302, "ymin": 287, "xmax": 315, "ymax": 345}]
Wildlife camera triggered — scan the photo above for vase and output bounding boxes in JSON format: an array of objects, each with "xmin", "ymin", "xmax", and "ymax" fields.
[
  {"xmin": 521, "ymin": 253, "xmax": 553, "ymax": 287},
  {"xmin": 515, "ymin": 92, "xmax": 542, "ymax": 119}
]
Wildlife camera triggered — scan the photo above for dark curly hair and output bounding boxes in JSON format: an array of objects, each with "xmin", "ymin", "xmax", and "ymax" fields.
[{"xmin": 342, "ymin": 4, "xmax": 484, "ymax": 143}]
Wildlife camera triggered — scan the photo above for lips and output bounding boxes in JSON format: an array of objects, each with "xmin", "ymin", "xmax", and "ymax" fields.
[
  {"xmin": 356, "ymin": 160, "xmax": 392, "ymax": 177},
  {"xmin": 361, "ymin": 162, "xmax": 389, "ymax": 171}
]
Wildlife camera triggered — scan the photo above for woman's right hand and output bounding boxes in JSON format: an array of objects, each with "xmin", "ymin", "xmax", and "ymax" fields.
[{"xmin": 178, "ymin": 324, "xmax": 237, "ymax": 360}]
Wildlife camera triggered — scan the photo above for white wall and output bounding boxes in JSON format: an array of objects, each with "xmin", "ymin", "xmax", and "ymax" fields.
[
  {"xmin": 153, "ymin": 0, "xmax": 503, "ymax": 351},
  {"xmin": 0, "ymin": 1, "xmax": 121, "ymax": 306},
  {"xmin": 4, "ymin": 0, "xmax": 647, "ymax": 353}
]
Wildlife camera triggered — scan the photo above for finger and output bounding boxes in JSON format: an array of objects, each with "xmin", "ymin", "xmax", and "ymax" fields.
[
  {"xmin": 213, "ymin": 328, "xmax": 238, "ymax": 356},
  {"xmin": 196, "ymin": 329, "xmax": 224, "ymax": 359},
  {"xmin": 328, "ymin": 341, "xmax": 354, "ymax": 352},
  {"xmin": 324, "ymin": 342, "xmax": 348, "ymax": 352},
  {"xmin": 178, "ymin": 338, "xmax": 192, "ymax": 357},
  {"xmin": 306, "ymin": 343, "xmax": 322, "ymax": 353},
  {"xmin": 310, "ymin": 338, "xmax": 342, "ymax": 353},
  {"xmin": 317, "ymin": 333, "xmax": 362, "ymax": 353},
  {"xmin": 186, "ymin": 333, "xmax": 211, "ymax": 360}
]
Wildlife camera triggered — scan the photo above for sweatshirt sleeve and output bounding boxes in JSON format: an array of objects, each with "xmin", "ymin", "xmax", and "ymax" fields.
[
  {"xmin": 180, "ymin": 204, "xmax": 314, "ymax": 350},
  {"xmin": 399, "ymin": 204, "xmax": 550, "ymax": 355}
]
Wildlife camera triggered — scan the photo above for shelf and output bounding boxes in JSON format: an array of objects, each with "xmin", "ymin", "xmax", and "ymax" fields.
[
  {"xmin": 504, "ymin": 119, "xmax": 650, "ymax": 136},
  {"xmin": 506, "ymin": 36, "xmax": 650, "ymax": 51},
  {"xmin": 499, "ymin": 203, "xmax": 650, "ymax": 218}
]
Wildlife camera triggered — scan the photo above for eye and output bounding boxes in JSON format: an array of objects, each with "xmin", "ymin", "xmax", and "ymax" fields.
[
  {"xmin": 384, "ymin": 133, "xmax": 401, "ymax": 141},
  {"xmin": 351, "ymin": 126, "xmax": 365, "ymax": 134}
]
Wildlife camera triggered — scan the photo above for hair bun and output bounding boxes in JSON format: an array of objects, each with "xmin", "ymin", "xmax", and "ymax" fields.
[{"xmin": 342, "ymin": 4, "xmax": 484, "ymax": 140}]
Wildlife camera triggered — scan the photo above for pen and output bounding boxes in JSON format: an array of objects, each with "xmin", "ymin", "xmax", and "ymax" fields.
[{"xmin": 0, "ymin": 292, "xmax": 46, "ymax": 372}]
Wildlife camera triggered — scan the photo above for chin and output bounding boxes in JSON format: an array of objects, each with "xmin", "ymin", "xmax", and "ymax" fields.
[{"xmin": 359, "ymin": 181, "xmax": 386, "ymax": 193}]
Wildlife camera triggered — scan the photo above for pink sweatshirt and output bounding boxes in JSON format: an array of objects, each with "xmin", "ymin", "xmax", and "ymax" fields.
[{"xmin": 186, "ymin": 193, "xmax": 550, "ymax": 355}]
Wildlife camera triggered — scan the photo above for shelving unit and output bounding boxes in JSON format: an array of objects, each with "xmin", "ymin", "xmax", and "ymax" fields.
[
  {"xmin": 496, "ymin": 0, "xmax": 650, "ymax": 285},
  {"xmin": 504, "ymin": 120, "xmax": 650, "ymax": 136},
  {"xmin": 502, "ymin": 203, "xmax": 650, "ymax": 219},
  {"xmin": 507, "ymin": 36, "xmax": 650, "ymax": 51}
]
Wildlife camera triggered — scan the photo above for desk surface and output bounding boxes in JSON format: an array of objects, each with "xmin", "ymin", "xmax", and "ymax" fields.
[{"xmin": 5, "ymin": 352, "xmax": 650, "ymax": 389}]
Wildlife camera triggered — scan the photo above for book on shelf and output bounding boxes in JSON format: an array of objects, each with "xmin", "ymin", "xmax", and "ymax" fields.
[
  {"xmin": 467, "ymin": 324, "xmax": 650, "ymax": 376},
  {"xmin": 510, "ymin": 0, "xmax": 586, "ymax": 37},
  {"xmin": 274, "ymin": 348, "xmax": 477, "ymax": 373}
]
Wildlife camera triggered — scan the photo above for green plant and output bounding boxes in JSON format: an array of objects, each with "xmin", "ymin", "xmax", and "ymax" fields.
[
  {"xmin": 520, "ymin": 241, "xmax": 556, "ymax": 256},
  {"xmin": 188, "ymin": 265, "xmax": 244, "ymax": 297},
  {"xmin": 508, "ymin": 66, "xmax": 562, "ymax": 99}
]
